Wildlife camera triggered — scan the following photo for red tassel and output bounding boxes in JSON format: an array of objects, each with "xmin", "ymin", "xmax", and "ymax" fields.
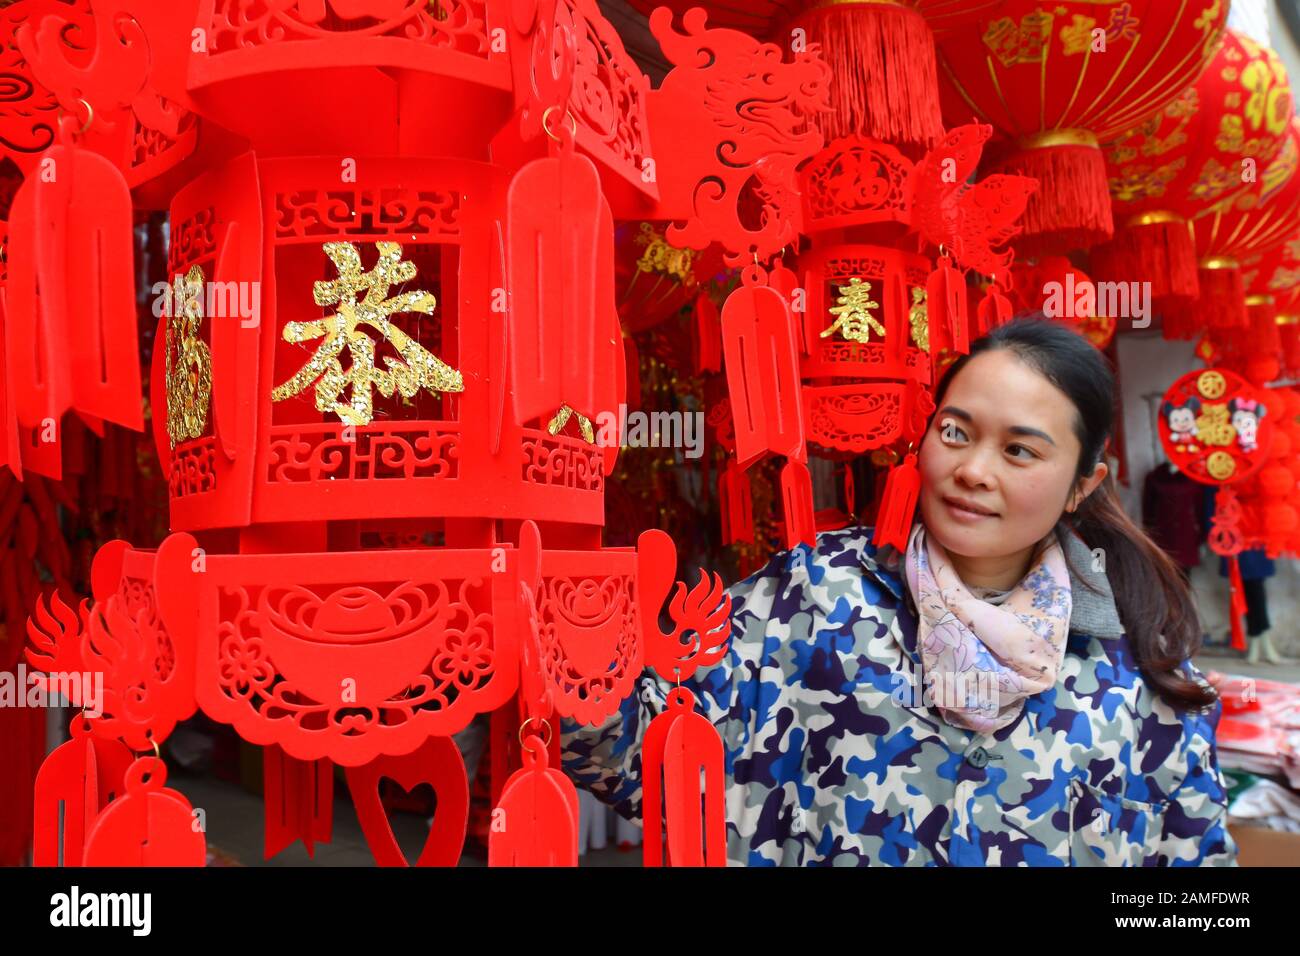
[
  {"xmin": 989, "ymin": 141, "xmax": 1113, "ymax": 255},
  {"xmin": 873, "ymin": 453, "xmax": 919, "ymax": 552},
  {"xmin": 1091, "ymin": 217, "xmax": 1198, "ymax": 300},
  {"xmin": 1198, "ymin": 263, "xmax": 1247, "ymax": 330},
  {"xmin": 793, "ymin": 3, "xmax": 942, "ymax": 150},
  {"xmin": 1228, "ymin": 557, "xmax": 1248, "ymax": 653},
  {"xmin": 641, "ymin": 688, "xmax": 727, "ymax": 867}
]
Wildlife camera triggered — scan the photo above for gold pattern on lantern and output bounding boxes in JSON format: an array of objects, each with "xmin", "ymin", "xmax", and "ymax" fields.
[
  {"xmin": 908, "ymin": 287, "xmax": 929, "ymax": 352},
  {"xmin": 1196, "ymin": 370, "xmax": 1226, "ymax": 399},
  {"xmin": 1195, "ymin": 403, "xmax": 1237, "ymax": 447},
  {"xmin": 633, "ymin": 223, "xmax": 697, "ymax": 286},
  {"xmin": 1206, "ymin": 450, "xmax": 1236, "ymax": 481},
  {"xmin": 271, "ymin": 241, "xmax": 463, "ymax": 427},
  {"xmin": 548, "ymin": 405, "xmax": 595, "ymax": 444},
  {"xmin": 822, "ymin": 277, "xmax": 884, "ymax": 343},
  {"xmin": 165, "ymin": 264, "xmax": 213, "ymax": 449}
]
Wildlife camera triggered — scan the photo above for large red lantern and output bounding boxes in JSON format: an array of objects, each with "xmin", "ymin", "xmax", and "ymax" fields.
[
  {"xmin": 935, "ymin": 0, "xmax": 1227, "ymax": 255},
  {"xmin": 12, "ymin": 0, "xmax": 831, "ymax": 869},
  {"xmin": 1095, "ymin": 30, "xmax": 1294, "ymax": 304}
]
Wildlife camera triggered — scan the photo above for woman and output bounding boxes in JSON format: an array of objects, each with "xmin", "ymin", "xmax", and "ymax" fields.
[{"xmin": 561, "ymin": 318, "xmax": 1238, "ymax": 866}]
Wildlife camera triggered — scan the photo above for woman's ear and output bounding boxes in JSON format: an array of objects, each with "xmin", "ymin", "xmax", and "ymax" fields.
[{"xmin": 1066, "ymin": 461, "xmax": 1109, "ymax": 513}]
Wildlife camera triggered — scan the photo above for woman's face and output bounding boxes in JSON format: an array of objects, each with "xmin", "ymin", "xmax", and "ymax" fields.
[{"xmin": 918, "ymin": 349, "xmax": 1102, "ymax": 566}]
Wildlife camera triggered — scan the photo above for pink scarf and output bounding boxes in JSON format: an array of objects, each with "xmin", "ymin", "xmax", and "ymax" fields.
[{"xmin": 903, "ymin": 524, "xmax": 1073, "ymax": 734}]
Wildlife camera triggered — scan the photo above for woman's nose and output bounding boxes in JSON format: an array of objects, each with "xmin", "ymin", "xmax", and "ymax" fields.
[{"xmin": 953, "ymin": 449, "xmax": 997, "ymax": 490}]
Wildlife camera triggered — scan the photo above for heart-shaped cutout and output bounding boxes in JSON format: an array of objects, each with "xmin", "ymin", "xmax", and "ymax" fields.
[{"xmin": 346, "ymin": 736, "xmax": 468, "ymax": 867}]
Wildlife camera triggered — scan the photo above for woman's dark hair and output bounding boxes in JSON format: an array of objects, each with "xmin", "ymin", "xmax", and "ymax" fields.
[{"xmin": 931, "ymin": 315, "xmax": 1216, "ymax": 711}]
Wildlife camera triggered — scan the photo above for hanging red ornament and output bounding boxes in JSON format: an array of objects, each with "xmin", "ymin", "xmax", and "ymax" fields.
[
  {"xmin": 33, "ymin": 714, "xmax": 134, "ymax": 867},
  {"xmin": 640, "ymin": 686, "xmax": 728, "ymax": 867},
  {"xmin": 720, "ymin": 269, "xmax": 806, "ymax": 469},
  {"xmin": 873, "ymin": 451, "xmax": 920, "ymax": 552},
  {"xmin": 488, "ymin": 725, "xmax": 579, "ymax": 867},
  {"xmin": 82, "ymin": 755, "xmax": 206, "ymax": 867}
]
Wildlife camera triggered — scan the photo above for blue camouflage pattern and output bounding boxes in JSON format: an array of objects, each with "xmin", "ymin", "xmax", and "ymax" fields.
[{"xmin": 560, "ymin": 526, "xmax": 1239, "ymax": 866}]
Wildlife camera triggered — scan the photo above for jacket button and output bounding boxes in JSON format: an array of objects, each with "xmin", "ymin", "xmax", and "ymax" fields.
[{"xmin": 966, "ymin": 747, "xmax": 989, "ymax": 769}]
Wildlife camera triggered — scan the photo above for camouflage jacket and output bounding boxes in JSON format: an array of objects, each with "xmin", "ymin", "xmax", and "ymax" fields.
[{"xmin": 560, "ymin": 526, "xmax": 1239, "ymax": 866}]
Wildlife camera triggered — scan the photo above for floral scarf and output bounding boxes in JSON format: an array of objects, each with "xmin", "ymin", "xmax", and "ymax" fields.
[{"xmin": 903, "ymin": 524, "xmax": 1073, "ymax": 734}]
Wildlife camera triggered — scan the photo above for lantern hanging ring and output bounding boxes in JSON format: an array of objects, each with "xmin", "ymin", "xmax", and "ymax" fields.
[
  {"xmin": 541, "ymin": 106, "xmax": 577, "ymax": 143},
  {"xmin": 57, "ymin": 98, "xmax": 94, "ymax": 135},
  {"xmin": 518, "ymin": 716, "xmax": 553, "ymax": 751}
]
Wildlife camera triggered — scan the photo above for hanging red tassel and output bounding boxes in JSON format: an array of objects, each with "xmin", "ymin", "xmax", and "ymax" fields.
[
  {"xmin": 641, "ymin": 687, "xmax": 727, "ymax": 867},
  {"xmin": 792, "ymin": 2, "xmax": 942, "ymax": 151},
  {"xmin": 988, "ymin": 137, "xmax": 1113, "ymax": 255},
  {"xmin": 1228, "ymin": 556, "xmax": 1248, "ymax": 653},
  {"xmin": 873, "ymin": 452, "xmax": 920, "ymax": 552},
  {"xmin": 1199, "ymin": 259, "xmax": 1247, "ymax": 330},
  {"xmin": 1090, "ymin": 215, "xmax": 1199, "ymax": 300}
]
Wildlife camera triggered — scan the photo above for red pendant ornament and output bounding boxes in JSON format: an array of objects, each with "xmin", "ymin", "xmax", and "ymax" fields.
[
  {"xmin": 33, "ymin": 714, "xmax": 134, "ymax": 868},
  {"xmin": 720, "ymin": 268, "xmax": 806, "ymax": 470},
  {"xmin": 488, "ymin": 724, "xmax": 578, "ymax": 868},
  {"xmin": 1159, "ymin": 369, "xmax": 1274, "ymax": 651},
  {"xmin": 82, "ymin": 755, "xmax": 206, "ymax": 867},
  {"xmin": 641, "ymin": 686, "xmax": 728, "ymax": 867},
  {"xmin": 5, "ymin": 115, "xmax": 141, "ymax": 446}
]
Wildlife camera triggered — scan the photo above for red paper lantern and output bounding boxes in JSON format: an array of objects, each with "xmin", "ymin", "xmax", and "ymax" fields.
[
  {"xmin": 934, "ymin": 0, "xmax": 1227, "ymax": 255},
  {"xmin": 1096, "ymin": 31, "xmax": 1294, "ymax": 304}
]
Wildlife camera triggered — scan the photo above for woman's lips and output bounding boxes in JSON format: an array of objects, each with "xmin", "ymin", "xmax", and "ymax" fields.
[{"xmin": 941, "ymin": 502, "xmax": 998, "ymax": 522}]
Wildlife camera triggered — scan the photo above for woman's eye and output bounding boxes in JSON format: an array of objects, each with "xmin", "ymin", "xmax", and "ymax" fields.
[
  {"xmin": 939, "ymin": 419, "xmax": 966, "ymax": 443},
  {"xmin": 1006, "ymin": 443, "xmax": 1035, "ymax": 460}
]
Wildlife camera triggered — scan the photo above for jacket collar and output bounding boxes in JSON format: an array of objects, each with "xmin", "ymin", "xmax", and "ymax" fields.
[{"xmin": 862, "ymin": 525, "xmax": 1126, "ymax": 641}]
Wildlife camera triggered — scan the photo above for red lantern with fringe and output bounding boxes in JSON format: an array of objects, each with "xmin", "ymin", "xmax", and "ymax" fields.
[
  {"xmin": 934, "ymin": 1, "xmax": 1227, "ymax": 256},
  {"xmin": 1096, "ymin": 31, "xmax": 1294, "ymax": 305}
]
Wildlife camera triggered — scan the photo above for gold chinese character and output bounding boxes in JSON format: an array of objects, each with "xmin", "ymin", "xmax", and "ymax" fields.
[
  {"xmin": 822, "ymin": 277, "xmax": 884, "ymax": 343},
  {"xmin": 272, "ymin": 241, "xmax": 464, "ymax": 427},
  {"xmin": 1059, "ymin": 14, "xmax": 1097, "ymax": 56},
  {"xmin": 909, "ymin": 287, "xmax": 929, "ymax": 352},
  {"xmin": 165, "ymin": 264, "xmax": 213, "ymax": 448}
]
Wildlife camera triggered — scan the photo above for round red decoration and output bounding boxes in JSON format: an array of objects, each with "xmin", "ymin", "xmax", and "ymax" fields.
[{"xmin": 1158, "ymin": 368, "xmax": 1274, "ymax": 484}]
